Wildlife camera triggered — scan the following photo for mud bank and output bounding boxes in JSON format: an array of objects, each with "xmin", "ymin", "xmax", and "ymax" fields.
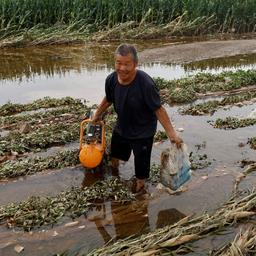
[{"xmin": 140, "ymin": 39, "xmax": 256, "ymax": 64}]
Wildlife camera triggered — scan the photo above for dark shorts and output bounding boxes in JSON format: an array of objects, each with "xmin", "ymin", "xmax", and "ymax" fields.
[{"xmin": 111, "ymin": 131, "xmax": 154, "ymax": 179}]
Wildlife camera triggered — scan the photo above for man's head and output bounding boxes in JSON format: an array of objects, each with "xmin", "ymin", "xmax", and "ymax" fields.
[{"xmin": 114, "ymin": 44, "xmax": 138, "ymax": 84}]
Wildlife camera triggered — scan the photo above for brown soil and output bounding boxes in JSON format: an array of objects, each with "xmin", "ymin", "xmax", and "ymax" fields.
[{"xmin": 140, "ymin": 39, "xmax": 256, "ymax": 64}]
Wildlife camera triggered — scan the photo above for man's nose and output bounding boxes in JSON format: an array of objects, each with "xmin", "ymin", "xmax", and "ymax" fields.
[{"xmin": 119, "ymin": 64, "xmax": 126, "ymax": 71}]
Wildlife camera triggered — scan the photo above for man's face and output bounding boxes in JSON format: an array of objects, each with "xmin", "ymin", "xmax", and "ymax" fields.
[{"xmin": 115, "ymin": 54, "xmax": 137, "ymax": 82}]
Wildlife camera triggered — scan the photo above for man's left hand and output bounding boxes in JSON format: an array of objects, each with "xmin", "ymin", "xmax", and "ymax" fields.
[{"xmin": 170, "ymin": 135, "xmax": 183, "ymax": 148}]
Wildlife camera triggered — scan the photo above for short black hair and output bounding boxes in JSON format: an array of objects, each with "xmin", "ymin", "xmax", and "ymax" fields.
[{"xmin": 115, "ymin": 43, "xmax": 138, "ymax": 62}]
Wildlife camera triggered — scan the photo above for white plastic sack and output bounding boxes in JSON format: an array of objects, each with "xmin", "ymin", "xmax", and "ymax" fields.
[{"xmin": 160, "ymin": 143, "xmax": 191, "ymax": 190}]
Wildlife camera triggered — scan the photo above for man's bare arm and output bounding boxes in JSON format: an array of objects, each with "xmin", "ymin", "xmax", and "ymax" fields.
[
  {"xmin": 155, "ymin": 106, "xmax": 183, "ymax": 147},
  {"xmin": 92, "ymin": 96, "xmax": 112, "ymax": 121}
]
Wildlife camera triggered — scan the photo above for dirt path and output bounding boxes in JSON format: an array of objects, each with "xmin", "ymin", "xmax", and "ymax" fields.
[{"xmin": 140, "ymin": 39, "xmax": 256, "ymax": 64}]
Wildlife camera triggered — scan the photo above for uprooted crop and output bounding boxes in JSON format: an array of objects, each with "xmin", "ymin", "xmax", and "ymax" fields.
[
  {"xmin": 154, "ymin": 69, "xmax": 256, "ymax": 104},
  {"xmin": 0, "ymin": 97, "xmax": 84, "ymax": 116},
  {"xmin": 0, "ymin": 178, "xmax": 135, "ymax": 231},
  {"xmin": 0, "ymin": 104, "xmax": 88, "ymax": 130},
  {"xmin": 0, "ymin": 123, "xmax": 79, "ymax": 156},
  {"xmin": 180, "ymin": 91, "xmax": 256, "ymax": 115},
  {"xmin": 0, "ymin": 149, "xmax": 80, "ymax": 179},
  {"xmin": 87, "ymin": 188, "xmax": 256, "ymax": 255},
  {"xmin": 248, "ymin": 137, "xmax": 256, "ymax": 150},
  {"xmin": 212, "ymin": 117, "xmax": 256, "ymax": 130}
]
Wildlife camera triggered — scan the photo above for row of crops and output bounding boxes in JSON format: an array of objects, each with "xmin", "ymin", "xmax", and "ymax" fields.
[{"xmin": 0, "ymin": 0, "xmax": 255, "ymax": 45}]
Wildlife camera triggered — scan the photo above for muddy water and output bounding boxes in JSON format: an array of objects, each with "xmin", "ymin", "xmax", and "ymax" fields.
[
  {"xmin": 0, "ymin": 43, "xmax": 256, "ymax": 256},
  {"xmin": 1, "ymin": 45, "xmax": 256, "ymax": 105}
]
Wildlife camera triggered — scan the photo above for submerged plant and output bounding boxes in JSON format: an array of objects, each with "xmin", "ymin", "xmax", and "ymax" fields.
[
  {"xmin": 180, "ymin": 91, "xmax": 256, "ymax": 115},
  {"xmin": 154, "ymin": 131, "xmax": 168, "ymax": 142},
  {"xmin": 0, "ymin": 123, "xmax": 79, "ymax": 156},
  {"xmin": 0, "ymin": 97, "xmax": 84, "ymax": 116},
  {"xmin": 248, "ymin": 137, "xmax": 256, "ymax": 150},
  {"xmin": 0, "ymin": 149, "xmax": 80, "ymax": 179},
  {"xmin": 0, "ymin": 104, "xmax": 88, "ymax": 129},
  {"xmin": 0, "ymin": 178, "xmax": 135, "ymax": 231},
  {"xmin": 212, "ymin": 117, "xmax": 256, "ymax": 129},
  {"xmin": 189, "ymin": 153, "xmax": 212, "ymax": 170}
]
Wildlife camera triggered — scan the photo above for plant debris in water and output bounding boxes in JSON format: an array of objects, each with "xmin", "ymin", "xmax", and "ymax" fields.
[
  {"xmin": 248, "ymin": 137, "xmax": 256, "ymax": 150},
  {"xmin": 0, "ymin": 104, "xmax": 88, "ymax": 130},
  {"xmin": 189, "ymin": 152, "xmax": 212, "ymax": 170},
  {"xmin": 0, "ymin": 123, "xmax": 79, "ymax": 156},
  {"xmin": 155, "ymin": 70, "xmax": 256, "ymax": 104},
  {"xmin": 154, "ymin": 131, "xmax": 168, "ymax": 142},
  {"xmin": 0, "ymin": 149, "xmax": 79, "ymax": 179},
  {"xmin": 180, "ymin": 91, "xmax": 256, "ymax": 115},
  {"xmin": 0, "ymin": 178, "xmax": 135, "ymax": 231},
  {"xmin": 211, "ymin": 117, "xmax": 256, "ymax": 129},
  {"xmin": 0, "ymin": 97, "xmax": 83, "ymax": 116},
  {"xmin": 212, "ymin": 226, "xmax": 256, "ymax": 256},
  {"xmin": 87, "ymin": 188, "xmax": 256, "ymax": 255}
]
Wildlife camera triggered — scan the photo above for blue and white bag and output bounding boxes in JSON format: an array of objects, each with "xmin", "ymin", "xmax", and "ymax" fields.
[{"xmin": 160, "ymin": 143, "xmax": 191, "ymax": 190}]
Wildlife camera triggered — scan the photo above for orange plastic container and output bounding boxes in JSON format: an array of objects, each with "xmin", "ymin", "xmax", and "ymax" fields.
[{"xmin": 79, "ymin": 119, "xmax": 106, "ymax": 169}]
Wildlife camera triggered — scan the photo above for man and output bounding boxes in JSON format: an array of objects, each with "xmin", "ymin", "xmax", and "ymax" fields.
[{"xmin": 92, "ymin": 44, "xmax": 183, "ymax": 192}]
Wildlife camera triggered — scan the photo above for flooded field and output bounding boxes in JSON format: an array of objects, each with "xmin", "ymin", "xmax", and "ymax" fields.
[{"xmin": 0, "ymin": 40, "xmax": 256, "ymax": 256}]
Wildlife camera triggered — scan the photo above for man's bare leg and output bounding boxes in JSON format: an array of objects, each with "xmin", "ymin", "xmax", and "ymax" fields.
[
  {"xmin": 136, "ymin": 179, "xmax": 145, "ymax": 192},
  {"xmin": 111, "ymin": 158, "xmax": 119, "ymax": 169}
]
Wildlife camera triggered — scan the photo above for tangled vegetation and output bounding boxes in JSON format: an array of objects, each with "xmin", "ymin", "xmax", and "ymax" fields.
[
  {"xmin": 87, "ymin": 188, "xmax": 256, "ymax": 255},
  {"xmin": 0, "ymin": 123, "xmax": 79, "ymax": 156},
  {"xmin": 0, "ymin": 177, "xmax": 135, "ymax": 231},
  {"xmin": 1, "ymin": 105, "xmax": 87, "ymax": 130},
  {"xmin": 212, "ymin": 117, "xmax": 256, "ymax": 129},
  {"xmin": 0, "ymin": 97, "xmax": 84, "ymax": 117},
  {"xmin": 248, "ymin": 137, "xmax": 256, "ymax": 150},
  {"xmin": 0, "ymin": 149, "xmax": 80, "ymax": 179},
  {"xmin": 181, "ymin": 91, "xmax": 256, "ymax": 115},
  {"xmin": 0, "ymin": 0, "xmax": 255, "ymax": 46},
  {"xmin": 213, "ymin": 226, "xmax": 256, "ymax": 256},
  {"xmin": 155, "ymin": 69, "xmax": 256, "ymax": 104},
  {"xmin": 189, "ymin": 153, "xmax": 212, "ymax": 170}
]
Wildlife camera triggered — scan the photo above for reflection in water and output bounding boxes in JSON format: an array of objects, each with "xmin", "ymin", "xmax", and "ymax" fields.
[
  {"xmin": 1, "ymin": 46, "xmax": 256, "ymax": 83},
  {"xmin": 156, "ymin": 208, "xmax": 186, "ymax": 229},
  {"xmin": 0, "ymin": 45, "xmax": 115, "ymax": 82},
  {"xmin": 82, "ymin": 168, "xmax": 150, "ymax": 242},
  {"xmin": 0, "ymin": 44, "xmax": 256, "ymax": 105},
  {"xmin": 81, "ymin": 168, "xmax": 186, "ymax": 244},
  {"xmin": 184, "ymin": 53, "xmax": 256, "ymax": 72}
]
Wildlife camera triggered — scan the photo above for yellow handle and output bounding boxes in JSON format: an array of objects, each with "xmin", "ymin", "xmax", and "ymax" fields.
[{"xmin": 79, "ymin": 119, "xmax": 105, "ymax": 151}]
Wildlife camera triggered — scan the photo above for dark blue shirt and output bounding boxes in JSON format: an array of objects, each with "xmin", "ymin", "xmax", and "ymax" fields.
[{"xmin": 105, "ymin": 70, "xmax": 161, "ymax": 139}]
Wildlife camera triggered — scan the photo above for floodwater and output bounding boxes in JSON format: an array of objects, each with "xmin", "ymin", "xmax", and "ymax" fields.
[{"xmin": 0, "ymin": 42, "xmax": 256, "ymax": 256}]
